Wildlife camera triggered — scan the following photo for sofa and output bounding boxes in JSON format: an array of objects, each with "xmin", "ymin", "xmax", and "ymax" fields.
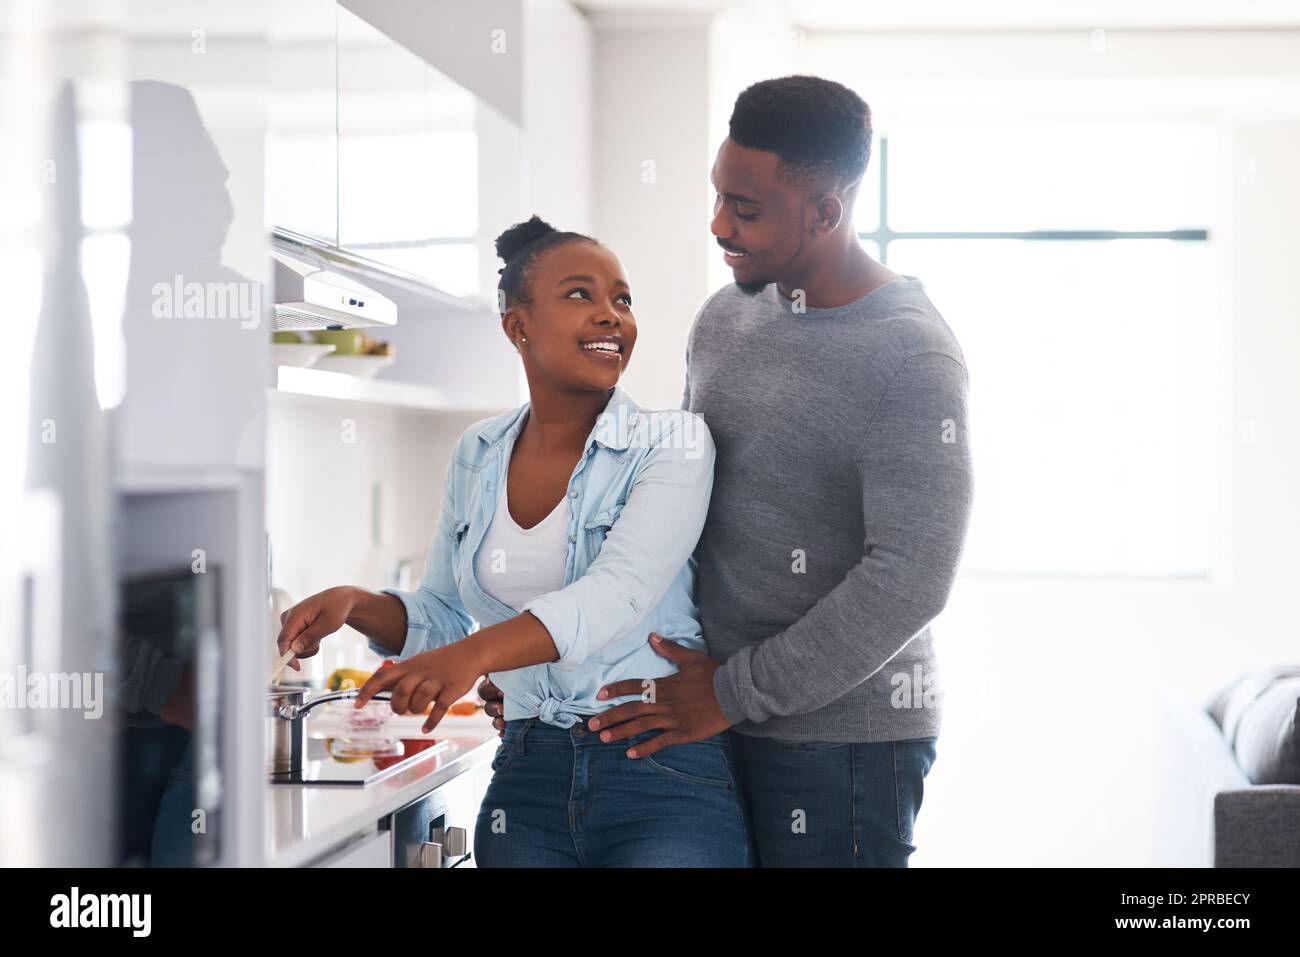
[{"xmin": 1155, "ymin": 669, "xmax": 1300, "ymax": 867}]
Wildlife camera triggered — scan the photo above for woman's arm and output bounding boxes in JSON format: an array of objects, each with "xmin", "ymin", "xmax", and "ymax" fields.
[
  {"xmin": 342, "ymin": 588, "xmax": 409, "ymax": 655},
  {"xmin": 367, "ymin": 449, "xmax": 475, "ymax": 660},
  {"xmin": 353, "ymin": 612, "xmax": 556, "ymax": 730},
  {"xmin": 455, "ymin": 611, "xmax": 558, "ymax": 671},
  {"xmin": 277, "ymin": 585, "xmax": 407, "ymax": 668},
  {"xmin": 519, "ymin": 411, "xmax": 715, "ymax": 665}
]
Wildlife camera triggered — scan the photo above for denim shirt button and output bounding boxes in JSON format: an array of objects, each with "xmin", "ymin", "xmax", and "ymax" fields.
[
  {"xmin": 568, "ymin": 532, "xmax": 577, "ymax": 543},
  {"xmin": 569, "ymin": 489, "xmax": 578, "ymax": 498}
]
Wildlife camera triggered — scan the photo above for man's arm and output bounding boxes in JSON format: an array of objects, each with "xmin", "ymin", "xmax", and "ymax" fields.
[{"xmin": 712, "ymin": 352, "xmax": 974, "ymax": 725}]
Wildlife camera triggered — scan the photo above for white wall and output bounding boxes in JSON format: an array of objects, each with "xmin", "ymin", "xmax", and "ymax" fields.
[
  {"xmin": 477, "ymin": 0, "xmax": 593, "ymax": 381},
  {"xmin": 265, "ymin": 396, "xmax": 488, "ymax": 677},
  {"xmin": 706, "ymin": 3, "xmax": 797, "ymax": 292},
  {"xmin": 590, "ymin": 13, "xmax": 713, "ymax": 410},
  {"xmin": 523, "ymin": 0, "xmax": 594, "ymax": 234}
]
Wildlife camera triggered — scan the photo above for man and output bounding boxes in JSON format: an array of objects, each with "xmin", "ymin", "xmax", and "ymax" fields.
[{"xmin": 484, "ymin": 75, "xmax": 973, "ymax": 867}]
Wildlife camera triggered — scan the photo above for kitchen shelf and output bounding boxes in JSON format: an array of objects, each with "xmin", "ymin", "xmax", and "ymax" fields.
[
  {"xmin": 274, "ymin": 365, "xmax": 447, "ymax": 409},
  {"xmin": 116, "ymin": 463, "xmax": 257, "ymax": 495},
  {"xmin": 272, "ymin": 365, "xmax": 506, "ymax": 415}
]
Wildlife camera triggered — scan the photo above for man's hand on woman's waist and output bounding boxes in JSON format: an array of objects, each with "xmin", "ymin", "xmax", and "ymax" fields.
[{"xmin": 588, "ymin": 633, "xmax": 731, "ymax": 758}]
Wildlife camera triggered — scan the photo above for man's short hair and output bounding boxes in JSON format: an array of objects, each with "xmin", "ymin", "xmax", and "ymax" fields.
[{"xmin": 728, "ymin": 75, "xmax": 872, "ymax": 193}]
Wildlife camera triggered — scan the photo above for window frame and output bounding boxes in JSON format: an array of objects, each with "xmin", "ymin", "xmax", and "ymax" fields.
[{"xmin": 859, "ymin": 136, "xmax": 1210, "ymax": 262}]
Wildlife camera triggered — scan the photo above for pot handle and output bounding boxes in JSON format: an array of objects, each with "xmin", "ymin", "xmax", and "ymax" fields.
[{"xmin": 282, "ymin": 688, "xmax": 393, "ymax": 720}]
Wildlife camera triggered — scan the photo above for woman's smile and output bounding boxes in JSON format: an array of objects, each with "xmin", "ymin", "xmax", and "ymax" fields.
[{"xmin": 579, "ymin": 333, "xmax": 624, "ymax": 361}]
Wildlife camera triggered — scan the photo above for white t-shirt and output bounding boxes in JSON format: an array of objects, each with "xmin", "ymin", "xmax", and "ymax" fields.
[{"xmin": 474, "ymin": 483, "xmax": 569, "ymax": 612}]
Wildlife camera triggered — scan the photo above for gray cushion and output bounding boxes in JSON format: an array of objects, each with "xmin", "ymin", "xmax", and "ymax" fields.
[
  {"xmin": 1208, "ymin": 666, "xmax": 1300, "ymax": 785},
  {"xmin": 1205, "ymin": 671, "xmax": 1247, "ymax": 730},
  {"xmin": 1232, "ymin": 676, "xmax": 1300, "ymax": 785}
]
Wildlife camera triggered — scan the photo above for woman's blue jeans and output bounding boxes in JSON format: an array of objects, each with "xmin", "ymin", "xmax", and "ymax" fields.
[{"xmin": 474, "ymin": 718, "xmax": 752, "ymax": 867}]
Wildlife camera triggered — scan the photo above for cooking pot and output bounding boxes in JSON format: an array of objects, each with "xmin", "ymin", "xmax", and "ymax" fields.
[{"xmin": 267, "ymin": 685, "xmax": 393, "ymax": 775}]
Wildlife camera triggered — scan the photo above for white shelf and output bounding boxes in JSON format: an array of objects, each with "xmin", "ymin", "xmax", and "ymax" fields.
[
  {"xmin": 116, "ymin": 463, "xmax": 258, "ymax": 494},
  {"xmin": 272, "ymin": 365, "xmax": 505, "ymax": 415}
]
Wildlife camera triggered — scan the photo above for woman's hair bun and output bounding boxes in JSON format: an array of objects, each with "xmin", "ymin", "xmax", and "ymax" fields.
[{"xmin": 495, "ymin": 215, "xmax": 558, "ymax": 262}]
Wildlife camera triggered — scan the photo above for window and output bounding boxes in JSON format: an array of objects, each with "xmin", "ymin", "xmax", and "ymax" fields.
[{"xmin": 857, "ymin": 122, "xmax": 1223, "ymax": 577}]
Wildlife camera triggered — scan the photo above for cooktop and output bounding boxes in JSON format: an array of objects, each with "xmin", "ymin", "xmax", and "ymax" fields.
[{"xmin": 269, "ymin": 736, "xmax": 452, "ymax": 786}]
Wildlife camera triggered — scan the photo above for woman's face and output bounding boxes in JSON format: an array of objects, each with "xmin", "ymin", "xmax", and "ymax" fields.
[{"xmin": 505, "ymin": 241, "xmax": 638, "ymax": 393}]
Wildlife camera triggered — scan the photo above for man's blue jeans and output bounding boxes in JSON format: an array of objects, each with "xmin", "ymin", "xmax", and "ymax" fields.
[
  {"xmin": 728, "ymin": 732, "xmax": 938, "ymax": 867},
  {"xmin": 474, "ymin": 718, "xmax": 751, "ymax": 867}
]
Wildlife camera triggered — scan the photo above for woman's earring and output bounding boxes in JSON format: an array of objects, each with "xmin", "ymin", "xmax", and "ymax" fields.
[{"xmin": 519, "ymin": 337, "xmax": 527, "ymax": 344}]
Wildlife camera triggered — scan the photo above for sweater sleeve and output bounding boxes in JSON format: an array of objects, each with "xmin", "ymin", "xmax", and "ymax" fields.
[{"xmin": 712, "ymin": 352, "xmax": 974, "ymax": 725}]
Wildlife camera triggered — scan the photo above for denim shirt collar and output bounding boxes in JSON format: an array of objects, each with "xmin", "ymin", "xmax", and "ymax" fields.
[{"xmin": 473, "ymin": 384, "xmax": 642, "ymax": 454}]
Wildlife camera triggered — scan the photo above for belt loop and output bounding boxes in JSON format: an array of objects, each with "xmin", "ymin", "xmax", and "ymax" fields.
[{"xmin": 516, "ymin": 717, "xmax": 535, "ymax": 756}]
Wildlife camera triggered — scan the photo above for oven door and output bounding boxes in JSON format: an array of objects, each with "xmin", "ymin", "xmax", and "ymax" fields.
[{"xmin": 385, "ymin": 767, "xmax": 483, "ymax": 868}]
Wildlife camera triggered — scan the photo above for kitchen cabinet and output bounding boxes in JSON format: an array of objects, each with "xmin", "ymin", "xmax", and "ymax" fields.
[
  {"xmin": 266, "ymin": 0, "xmax": 587, "ymax": 308},
  {"xmin": 267, "ymin": 0, "xmax": 338, "ymax": 246},
  {"xmin": 336, "ymin": 5, "xmax": 480, "ymax": 295},
  {"xmin": 339, "ymin": 0, "xmax": 523, "ymax": 124},
  {"xmin": 266, "ymin": 722, "xmax": 498, "ymax": 867},
  {"xmin": 108, "ymin": 1, "xmax": 273, "ymax": 868},
  {"xmin": 117, "ymin": 481, "xmax": 267, "ymax": 867},
  {"xmin": 266, "ymin": 2, "xmax": 501, "ymax": 298}
]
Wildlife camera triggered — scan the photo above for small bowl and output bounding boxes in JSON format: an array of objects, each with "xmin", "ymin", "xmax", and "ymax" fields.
[
  {"xmin": 271, "ymin": 342, "xmax": 337, "ymax": 368},
  {"xmin": 313, "ymin": 353, "xmax": 396, "ymax": 379}
]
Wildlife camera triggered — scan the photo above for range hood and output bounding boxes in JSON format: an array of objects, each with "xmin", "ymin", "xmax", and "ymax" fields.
[{"xmin": 271, "ymin": 244, "xmax": 396, "ymax": 331}]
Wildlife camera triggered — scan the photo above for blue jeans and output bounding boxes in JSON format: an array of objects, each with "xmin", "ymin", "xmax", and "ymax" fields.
[
  {"xmin": 474, "ymin": 718, "xmax": 751, "ymax": 867},
  {"xmin": 728, "ymin": 732, "xmax": 938, "ymax": 867},
  {"xmin": 118, "ymin": 725, "xmax": 194, "ymax": 867}
]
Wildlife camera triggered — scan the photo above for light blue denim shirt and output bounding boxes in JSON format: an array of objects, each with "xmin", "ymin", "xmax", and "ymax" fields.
[{"xmin": 369, "ymin": 386, "xmax": 716, "ymax": 729}]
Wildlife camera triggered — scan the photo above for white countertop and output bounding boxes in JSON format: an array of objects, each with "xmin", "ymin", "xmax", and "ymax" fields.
[{"xmin": 266, "ymin": 712, "xmax": 499, "ymax": 867}]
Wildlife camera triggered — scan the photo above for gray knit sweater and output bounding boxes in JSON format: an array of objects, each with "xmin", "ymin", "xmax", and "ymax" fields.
[{"xmin": 685, "ymin": 278, "xmax": 973, "ymax": 743}]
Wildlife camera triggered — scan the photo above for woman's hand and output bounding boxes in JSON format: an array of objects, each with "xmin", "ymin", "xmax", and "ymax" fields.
[
  {"xmin": 276, "ymin": 586, "xmax": 358, "ymax": 672},
  {"xmin": 354, "ymin": 642, "xmax": 485, "ymax": 733}
]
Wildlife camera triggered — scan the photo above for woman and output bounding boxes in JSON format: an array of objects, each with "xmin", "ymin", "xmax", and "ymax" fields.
[{"xmin": 276, "ymin": 216, "xmax": 750, "ymax": 867}]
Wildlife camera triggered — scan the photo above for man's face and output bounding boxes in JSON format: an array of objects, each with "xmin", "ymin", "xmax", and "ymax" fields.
[{"xmin": 709, "ymin": 137, "xmax": 811, "ymax": 293}]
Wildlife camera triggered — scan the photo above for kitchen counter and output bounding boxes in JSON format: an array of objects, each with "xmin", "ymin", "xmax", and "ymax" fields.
[{"xmin": 266, "ymin": 712, "xmax": 499, "ymax": 867}]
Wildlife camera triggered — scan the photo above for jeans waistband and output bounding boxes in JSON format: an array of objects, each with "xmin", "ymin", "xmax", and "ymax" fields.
[
  {"xmin": 504, "ymin": 716, "xmax": 597, "ymax": 737},
  {"xmin": 502, "ymin": 717, "xmax": 732, "ymax": 753}
]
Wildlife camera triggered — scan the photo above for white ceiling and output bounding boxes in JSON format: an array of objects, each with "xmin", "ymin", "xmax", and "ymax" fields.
[
  {"xmin": 574, "ymin": 0, "xmax": 1300, "ymax": 31},
  {"xmin": 36, "ymin": 1, "xmax": 1300, "ymax": 38}
]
